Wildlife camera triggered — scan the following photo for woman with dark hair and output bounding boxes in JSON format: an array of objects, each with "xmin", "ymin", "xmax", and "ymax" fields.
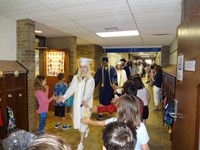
[
  {"xmin": 152, "ymin": 65, "xmax": 163, "ymax": 111},
  {"xmin": 131, "ymin": 77, "xmax": 150, "ymax": 125}
]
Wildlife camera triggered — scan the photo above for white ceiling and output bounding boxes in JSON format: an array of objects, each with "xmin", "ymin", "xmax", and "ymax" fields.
[{"xmin": 0, "ymin": 0, "xmax": 182, "ymax": 48}]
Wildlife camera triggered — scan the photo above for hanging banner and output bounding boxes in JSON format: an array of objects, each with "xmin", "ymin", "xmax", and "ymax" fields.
[
  {"xmin": 46, "ymin": 52, "xmax": 65, "ymax": 76},
  {"xmin": 105, "ymin": 48, "xmax": 161, "ymax": 53}
]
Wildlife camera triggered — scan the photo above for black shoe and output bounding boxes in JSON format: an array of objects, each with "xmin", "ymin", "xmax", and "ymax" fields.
[{"xmin": 97, "ymin": 114, "xmax": 103, "ymax": 120}]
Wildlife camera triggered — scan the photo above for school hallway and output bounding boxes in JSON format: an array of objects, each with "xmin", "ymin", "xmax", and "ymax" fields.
[{"xmin": 39, "ymin": 79, "xmax": 171, "ymax": 150}]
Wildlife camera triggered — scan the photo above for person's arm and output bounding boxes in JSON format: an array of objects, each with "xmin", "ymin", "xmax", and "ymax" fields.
[
  {"xmin": 111, "ymin": 66, "xmax": 118, "ymax": 86},
  {"xmin": 138, "ymin": 123, "xmax": 150, "ymax": 150},
  {"xmin": 146, "ymin": 89, "xmax": 151, "ymax": 103},
  {"xmin": 82, "ymin": 78, "xmax": 95, "ymax": 108},
  {"xmin": 141, "ymin": 143, "xmax": 150, "ymax": 150},
  {"xmin": 81, "ymin": 118, "xmax": 105, "ymax": 126},
  {"xmin": 36, "ymin": 90, "xmax": 53, "ymax": 104},
  {"xmin": 94, "ymin": 68, "xmax": 101, "ymax": 87},
  {"xmin": 123, "ymin": 70, "xmax": 128, "ymax": 83},
  {"xmin": 57, "ymin": 76, "xmax": 76, "ymax": 102}
]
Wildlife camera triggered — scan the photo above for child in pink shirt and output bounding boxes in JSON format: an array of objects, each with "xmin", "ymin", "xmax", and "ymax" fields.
[{"xmin": 34, "ymin": 75, "xmax": 55, "ymax": 135}]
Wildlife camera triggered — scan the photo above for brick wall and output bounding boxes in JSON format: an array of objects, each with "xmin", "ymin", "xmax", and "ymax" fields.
[
  {"xmin": 17, "ymin": 19, "xmax": 36, "ymax": 132},
  {"xmin": 46, "ymin": 37, "xmax": 77, "ymax": 74}
]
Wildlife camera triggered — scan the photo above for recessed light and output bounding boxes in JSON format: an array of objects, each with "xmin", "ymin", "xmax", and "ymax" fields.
[
  {"xmin": 35, "ymin": 30, "xmax": 42, "ymax": 33},
  {"xmin": 96, "ymin": 30, "xmax": 139, "ymax": 37}
]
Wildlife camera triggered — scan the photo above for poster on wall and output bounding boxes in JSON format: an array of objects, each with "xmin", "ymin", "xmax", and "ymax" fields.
[
  {"xmin": 177, "ymin": 54, "xmax": 184, "ymax": 81},
  {"xmin": 46, "ymin": 52, "xmax": 65, "ymax": 76}
]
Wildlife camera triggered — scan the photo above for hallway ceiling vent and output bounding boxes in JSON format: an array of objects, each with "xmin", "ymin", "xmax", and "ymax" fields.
[{"xmin": 104, "ymin": 27, "xmax": 119, "ymax": 32}]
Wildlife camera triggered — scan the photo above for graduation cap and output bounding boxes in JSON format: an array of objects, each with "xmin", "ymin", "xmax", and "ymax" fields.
[
  {"xmin": 116, "ymin": 61, "xmax": 123, "ymax": 65},
  {"xmin": 120, "ymin": 58, "xmax": 127, "ymax": 63},
  {"xmin": 102, "ymin": 57, "xmax": 108, "ymax": 62},
  {"xmin": 79, "ymin": 58, "xmax": 93, "ymax": 65}
]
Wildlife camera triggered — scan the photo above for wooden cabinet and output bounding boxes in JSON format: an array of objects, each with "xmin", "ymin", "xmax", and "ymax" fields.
[{"xmin": 0, "ymin": 61, "xmax": 28, "ymax": 139}]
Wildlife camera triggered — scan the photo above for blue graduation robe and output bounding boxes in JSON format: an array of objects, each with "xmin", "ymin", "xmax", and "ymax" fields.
[{"xmin": 94, "ymin": 65, "xmax": 118, "ymax": 105}]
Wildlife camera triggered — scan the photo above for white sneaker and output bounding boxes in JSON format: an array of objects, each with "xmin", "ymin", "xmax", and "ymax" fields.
[
  {"xmin": 77, "ymin": 143, "xmax": 84, "ymax": 150},
  {"xmin": 85, "ymin": 128, "xmax": 89, "ymax": 138}
]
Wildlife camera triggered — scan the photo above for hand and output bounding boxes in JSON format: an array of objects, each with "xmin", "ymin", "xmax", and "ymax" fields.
[
  {"xmin": 52, "ymin": 95, "xmax": 56, "ymax": 100},
  {"xmin": 90, "ymin": 106, "xmax": 97, "ymax": 113},
  {"xmin": 82, "ymin": 100, "xmax": 89, "ymax": 108},
  {"xmin": 111, "ymin": 97, "xmax": 119, "ymax": 103},
  {"xmin": 56, "ymin": 96, "xmax": 65, "ymax": 102},
  {"xmin": 111, "ymin": 84, "xmax": 118, "ymax": 91},
  {"xmin": 81, "ymin": 117, "xmax": 91, "ymax": 124}
]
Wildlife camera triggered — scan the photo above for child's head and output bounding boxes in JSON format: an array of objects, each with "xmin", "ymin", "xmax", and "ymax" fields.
[
  {"xmin": 67, "ymin": 74, "xmax": 73, "ymax": 83},
  {"xmin": 102, "ymin": 122, "xmax": 136, "ymax": 150},
  {"xmin": 117, "ymin": 94, "xmax": 141, "ymax": 128},
  {"xmin": 123, "ymin": 80, "xmax": 137, "ymax": 96},
  {"xmin": 58, "ymin": 73, "xmax": 65, "ymax": 81},
  {"xmin": 131, "ymin": 76, "xmax": 144, "ymax": 90},
  {"xmin": 34, "ymin": 75, "xmax": 46, "ymax": 91},
  {"xmin": 27, "ymin": 134, "xmax": 71, "ymax": 150}
]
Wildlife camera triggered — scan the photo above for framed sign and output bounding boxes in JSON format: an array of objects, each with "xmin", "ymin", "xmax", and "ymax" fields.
[
  {"xmin": 177, "ymin": 54, "xmax": 184, "ymax": 81},
  {"xmin": 184, "ymin": 60, "xmax": 196, "ymax": 71},
  {"xmin": 46, "ymin": 52, "xmax": 65, "ymax": 76}
]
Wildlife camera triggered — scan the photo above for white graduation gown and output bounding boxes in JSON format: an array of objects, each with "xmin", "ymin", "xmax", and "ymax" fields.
[
  {"xmin": 116, "ymin": 69, "xmax": 127, "ymax": 94},
  {"xmin": 62, "ymin": 75, "xmax": 95, "ymax": 131}
]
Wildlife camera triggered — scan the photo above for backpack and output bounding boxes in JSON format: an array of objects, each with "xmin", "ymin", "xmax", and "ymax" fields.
[{"xmin": 163, "ymin": 99, "xmax": 174, "ymax": 126}]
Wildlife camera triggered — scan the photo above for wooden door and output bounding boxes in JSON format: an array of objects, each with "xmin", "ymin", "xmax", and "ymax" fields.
[
  {"xmin": 172, "ymin": 19, "xmax": 200, "ymax": 149},
  {"xmin": 44, "ymin": 49, "xmax": 69, "ymax": 111}
]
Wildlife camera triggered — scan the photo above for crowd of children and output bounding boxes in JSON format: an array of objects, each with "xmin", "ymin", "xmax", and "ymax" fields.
[{"xmin": 27, "ymin": 57, "xmax": 163, "ymax": 150}]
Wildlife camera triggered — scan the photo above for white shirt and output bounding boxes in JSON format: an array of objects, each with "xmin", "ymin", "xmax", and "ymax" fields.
[
  {"xmin": 105, "ymin": 118, "xmax": 150, "ymax": 150},
  {"xmin": 137, "ymin": 88, "xmax": 150, "ymax": 106}
]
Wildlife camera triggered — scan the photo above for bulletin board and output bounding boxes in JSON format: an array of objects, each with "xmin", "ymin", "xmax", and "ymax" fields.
[{"xmin": 46, "ymin": 51, "xmax": 65, "ymax": 76}]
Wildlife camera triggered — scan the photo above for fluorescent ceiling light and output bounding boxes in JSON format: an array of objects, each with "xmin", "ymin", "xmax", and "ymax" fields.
[
  {"xmin": 96, "ymin": 30, "xmax": 139, "ymax": 37},
  {"xmin": 35, "ymin": 30, "xmax": 42, "ymax": 33}
]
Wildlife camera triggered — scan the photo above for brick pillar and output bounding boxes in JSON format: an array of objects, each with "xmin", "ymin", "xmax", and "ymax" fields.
[
  {"xmin": 17, "ymin": 19, "xmax": 36, "ymax": 132},
  {"xmin": 161, "ymin": 46, "xmax": 170, "ymax": 67},
  {"xmin": 46, "ymin": 37, "xmax": 77, "ymax": 74}
]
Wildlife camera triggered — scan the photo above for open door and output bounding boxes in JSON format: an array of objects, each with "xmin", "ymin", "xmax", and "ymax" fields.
[
  {"xmin": 44, "ymin": 49, "xmax": 69, "ymax": 111},
  {"xmin": 172, "ymin": 18, "xmax": 200, "ymax": 149}
]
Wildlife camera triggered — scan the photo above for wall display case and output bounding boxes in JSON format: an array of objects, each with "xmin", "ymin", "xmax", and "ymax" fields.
[{"xmin": 0, "ymin": 61, "xmax": 28, "ymax": 139}]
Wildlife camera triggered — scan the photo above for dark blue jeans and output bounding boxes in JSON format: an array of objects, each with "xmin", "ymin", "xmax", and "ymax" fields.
[{"xmin": 38, "ymin": 112, "xmax": 47, "ymax": 134}]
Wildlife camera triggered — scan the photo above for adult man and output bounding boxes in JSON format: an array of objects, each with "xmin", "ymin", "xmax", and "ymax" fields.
[{"xmin": 94, "ymin": 57, "xmax": 118, "ymax": 120}]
